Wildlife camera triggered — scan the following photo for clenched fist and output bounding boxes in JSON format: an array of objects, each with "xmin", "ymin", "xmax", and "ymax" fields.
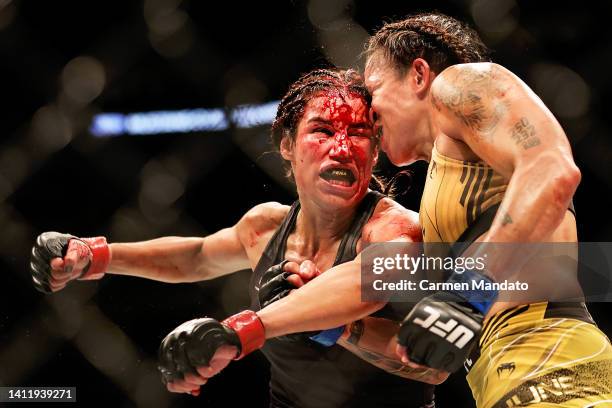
[{"xmin": 29, "ymin": 232, "xmax": 110, "ymax": 293}]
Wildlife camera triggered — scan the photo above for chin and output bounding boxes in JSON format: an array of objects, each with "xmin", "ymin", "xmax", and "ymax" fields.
[
  {"xmin": 384, "ymin": 142, "xmax": 417, "ymax": 167},
  {"xmin": 316, "ymin": 180, "xmax": 364, "ymax": 209},
  {"xmin": 385, "ymin": 151, "xmax": 409, "ymax": 167}
]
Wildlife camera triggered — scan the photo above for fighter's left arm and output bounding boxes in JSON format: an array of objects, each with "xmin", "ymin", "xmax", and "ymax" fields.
[
  {"xmin": 337, "ymin": 318, "xmax": 449, "ymax": 384},
  {"xmin": 391, "ymin": 63, "xmax": 581, "ymax": 373},
  {"xmin": 332, "ymin": 198, "xmax": 448, "ymax": 383},
  {"xmin": 431, "ymin": 62, "xmax": 580, "ymax": 262},
  {"xmin": 257, "ymin": 198, "xmax": 420, "ymax": 336}
]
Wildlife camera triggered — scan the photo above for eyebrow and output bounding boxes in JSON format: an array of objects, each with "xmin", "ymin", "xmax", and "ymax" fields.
[
  {"xmin": 306, "ymin": 117, "xmax": 332, "ymax": 125},
  {"xmin": 307, "ymin": 117, "xmax": 372, "ymax": 129}
]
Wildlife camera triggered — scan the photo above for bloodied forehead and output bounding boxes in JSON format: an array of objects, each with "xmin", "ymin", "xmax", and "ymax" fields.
[{"xmin": 302, "ymin": 90, "xmax": 371, "ymax": 128}]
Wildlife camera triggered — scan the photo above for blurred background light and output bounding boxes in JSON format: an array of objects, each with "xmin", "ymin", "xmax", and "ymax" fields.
[
  {"xmin": 61, "ymin": 56, "xmax": 106, "ymax": 107},
  {"xmin": 0, "ymin": 0, "xmax": 15, "ymax": 30},
  {"xmin": 231, "ymin": 100, "xmax": 280, "ymax": 129},
  {"xmin": 470, "ymin": 0, "xmax": 518, "ymax": 44},
  {"xmin": 529, "ymin": 63, "xmax": 590, "ymax": 119},
  {"xmin": 90, "ymin": 100, "xmax": 280, "ymax": 136}
]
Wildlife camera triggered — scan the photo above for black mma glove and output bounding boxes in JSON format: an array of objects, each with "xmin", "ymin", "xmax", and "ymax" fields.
[
  {"xmin": 258, "ymin": 260, "xmax": 295, "ymax": 309},
  {"xmin": 257, "ymin": 260, "xmax": 345, "ymax": 346},
  {"xmin": 258, "ymin": 260, "xmax": 320, "ymax": 342},
  {"xmin": 158, "ymin": 311, "xmax": 265, "ymax": 385},
  {"xmin": 397, "ymin": 270, "xmax": 498, "ymax": 372},
  {"xmin": 29, "ymin": 231, "xmax": 109, "ymax": 293}
]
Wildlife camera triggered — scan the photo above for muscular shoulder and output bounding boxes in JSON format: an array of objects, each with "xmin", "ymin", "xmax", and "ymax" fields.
[
  {"xmin": 236, "ymin": 202, "xmax": 289, "ymax": 234},
  {"xmin": 430, "ymin": 63, "xmax": 516, "ymax": 139},
  {"xmin": 362, "ymin": 197, "xmax": 421, "ymax": 244},
  {"xmin": 432, "ymin": 62, "xmax": 511, "ymax": 91},
  {"xmin": 233, "ymin": 202, "xmax": 290, "ymax": 252}
]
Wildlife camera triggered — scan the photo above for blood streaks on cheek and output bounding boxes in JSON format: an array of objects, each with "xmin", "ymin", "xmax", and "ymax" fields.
[{"xmin": 352, "ymin": 147, "xmax": 368, "ymax": 162}]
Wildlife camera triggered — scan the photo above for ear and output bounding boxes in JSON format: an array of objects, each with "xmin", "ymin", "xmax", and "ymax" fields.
[
  {"xmin": 279, "ymin": 134, "xmax": 294, "ymax": 161},
  {"xmin": 410, "ymin": 58, "xmax": 433, "ymax": 98}
]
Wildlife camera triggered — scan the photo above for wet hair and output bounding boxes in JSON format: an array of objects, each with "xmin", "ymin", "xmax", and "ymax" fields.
[
  {"xmin": 366, "ymin": 12, "xmax": 491, "ymax": 75},
  {"xmin": 271, "ymin": 68, "xmax": 371, "ymax": 151},
  {"xmin": 271, "ymin": 68, "xmax": 384, "ymax": 186}
]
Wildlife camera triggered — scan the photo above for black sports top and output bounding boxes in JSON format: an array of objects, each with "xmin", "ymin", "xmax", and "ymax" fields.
[{"xmin": 249, "ymin": 191, "xmax": 435, "ymax": 408}]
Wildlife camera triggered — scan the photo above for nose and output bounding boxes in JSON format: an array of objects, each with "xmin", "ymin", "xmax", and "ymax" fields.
[{"xmin": 329, "ymin": 131, "xmax": 352, "ymax": 161}]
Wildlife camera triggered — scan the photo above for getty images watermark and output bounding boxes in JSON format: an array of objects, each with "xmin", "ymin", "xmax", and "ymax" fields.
[
  {"xmin": 371, "ymin": 252, "xmax": 528, "ymax": 292},
  {"xmin": 360, "ymin": 242, "xmax": 612, "ymax": 303}
]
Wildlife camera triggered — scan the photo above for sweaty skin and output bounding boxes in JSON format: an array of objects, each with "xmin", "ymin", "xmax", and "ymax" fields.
[
  {"xmin": 256, "ymin": 60, "xmax": 582, "ymax": 371},
  {"xmin": 261, "ymin": 59, "xmax": 581, "ymax": 368},
  {"xmin": 46, "ymin": 93, "xmax": 447, "ymax": 393},
  {"xmin": 365, "ymin": 60, "xmax": 580, "ymax": 317}
]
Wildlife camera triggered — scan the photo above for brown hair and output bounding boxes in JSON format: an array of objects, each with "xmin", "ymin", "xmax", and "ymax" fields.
[
  {"xmin": 366, "ymin": 12, "xmax": 490, "ymax": 75},
  {"xmin": 271, "ymin": 68, "xmax": 371, "ymax": 151}
]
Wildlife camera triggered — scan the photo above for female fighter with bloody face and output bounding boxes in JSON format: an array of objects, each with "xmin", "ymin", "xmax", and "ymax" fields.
[{"xmin": 29, "ymin": 69, "xmax": 445, "ymax": 407}]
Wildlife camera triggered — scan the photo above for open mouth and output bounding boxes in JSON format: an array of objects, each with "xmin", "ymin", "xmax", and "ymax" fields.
[{"xmin": 319, "ymin": 167, "xmax": 356, "ymax": 187}]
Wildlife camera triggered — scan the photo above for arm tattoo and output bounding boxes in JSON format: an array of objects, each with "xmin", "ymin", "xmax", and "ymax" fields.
[
  {"xmin": 347, "ymin": 320, "xmax": 364, "ymax": 345},
  {"xmin": 339, "ymin": 322, "xmax": 446, "ymax": 383},
  {"xmin": 502, "ymin": 212, "xmax": 513, "ymax": 226},
  {"xmin": 432, "ymin": 66, "xmax": 508, "ymax": 140},
  {"xmin": 343, "ymin": 343, "xmax": 445, "ymax": 382},
  {"xmin": 510, "ymin": 117, "xmax": 541, "ymax": 150}
]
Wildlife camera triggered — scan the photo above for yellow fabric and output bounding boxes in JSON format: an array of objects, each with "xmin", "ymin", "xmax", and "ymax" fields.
[
  {"xmin": 419, "ymin": 144, "xmax": 507, "ymax": 243},
  {"xmin": 466, "ymin": 303, "xmax": 612, "ymax": 407},
  {"xmin": 419, "ymin": 144, "xmax": 612, "ymax": 407}
]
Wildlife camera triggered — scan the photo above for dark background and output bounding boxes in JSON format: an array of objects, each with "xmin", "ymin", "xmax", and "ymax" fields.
[{"xmin": 0, "ymin": 0, "xmax": 610, "ymax": 407}]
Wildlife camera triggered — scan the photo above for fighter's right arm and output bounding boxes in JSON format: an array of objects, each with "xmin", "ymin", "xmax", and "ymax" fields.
[
  {"xmin": 29, "ymin": 202, "xmax": 288, "ymax": 292},
  {"xmin": 107, "ymin": 231, "xmax": 247, "ymax": 283}
]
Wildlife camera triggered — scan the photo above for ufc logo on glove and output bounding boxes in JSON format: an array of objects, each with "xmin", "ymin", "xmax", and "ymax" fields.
[{"xmin": 412, "ymin": 306, "xmax": 475, "ymax": 349}]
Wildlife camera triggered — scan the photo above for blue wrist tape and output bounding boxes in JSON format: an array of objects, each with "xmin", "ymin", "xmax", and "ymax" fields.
[
  {"xmin": 447, "ymin": 269, "xmax": 499, "ymax": 314},
  {"xmin": 310, "ymin": 326, "xmax": 345, "ymax": 346}
]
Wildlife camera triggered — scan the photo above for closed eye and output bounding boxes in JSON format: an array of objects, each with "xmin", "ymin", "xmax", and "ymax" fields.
[
  {"xmin": 348, "ymin": 129, "xmax": 373, "ymax": 138},
  {"xmin": 314, "ymin": 127, "xmax": 333, "ymax": 136}
]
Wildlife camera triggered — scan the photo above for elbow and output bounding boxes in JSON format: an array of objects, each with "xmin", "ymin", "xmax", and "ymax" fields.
[
  {"xmin": 425, "ymin": 373, "xmax": 450, "ymax": 385},
  {"xmin": 555, "ymin": 162, "xmax": 581, "ymax": 202},
  {"xmin": 566, "ymin": 164, "xmax": 581, "ymax": 191},
  {"xmin": 525, "ymin": 151, "xmax": 581, "ymax": 204}
]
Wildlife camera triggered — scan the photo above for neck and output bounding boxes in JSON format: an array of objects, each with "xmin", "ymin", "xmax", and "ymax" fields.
[
  {"xmin": 418, "ymin": 100, "xmax": 440, "ymax": 162},
  {"xmin": 407, "ymin": 108, "xmax": 435, "ymax": 163},
  {"xmin": 415, "ymin": 137, "xmax": 435, "ymax": 162},
  {"xmin": 293, "ymin": 197, "xmax": 357, "ymax": 258}
]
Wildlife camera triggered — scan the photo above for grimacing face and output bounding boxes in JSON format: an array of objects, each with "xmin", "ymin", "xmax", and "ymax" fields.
[
  {"xmin": 365, "ymin": 57, "xmax": 425, "ymax": 166},
  {"xmin": 281, "ymin": 91, "xmax": 377, "ymax": 211}
]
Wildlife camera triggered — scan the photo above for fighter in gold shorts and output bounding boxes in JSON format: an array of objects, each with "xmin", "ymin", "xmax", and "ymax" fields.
[
  {"xmin": 420, "ymin": 143, "xmax": 612, "ymax": 407},
  {"xmin": 253, "ymin": 11, "xmax": 612, "ymax": 408},
  {"xmin": 469, "ymin": 303, "xmax": 612, "ymax": 407},
  {"xmin": 361, "ymin": 13, "xmax": 612, "ymax": 406}
]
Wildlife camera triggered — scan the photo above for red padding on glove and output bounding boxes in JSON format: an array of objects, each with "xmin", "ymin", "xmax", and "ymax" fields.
[
  {"xmin": 222, "ymin": 310, "xmax": 265, "ymax": 360},
  {"xmin": 80, "ymin": 236, "xmax": 110, "ymax": 280}
]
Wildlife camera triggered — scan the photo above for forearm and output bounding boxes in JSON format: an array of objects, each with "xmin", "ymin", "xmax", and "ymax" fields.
[
  {"xmin": 482, "ymin": 155, "xmax": 580, "ymax": 279},
  {"xmin": 257, "ymin": 260, "xmax": 385, "ymax": 337},
  {"xmin": 337, "ymin": 319, "xmax": 448, "ymax": 384},
  {"xmin": 489, "ymin": 156, "xmax": 579, "ymax": 243},
  {"xmin": 108, "ymin": 237, "xmax": 205, "ymax": 283}
]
